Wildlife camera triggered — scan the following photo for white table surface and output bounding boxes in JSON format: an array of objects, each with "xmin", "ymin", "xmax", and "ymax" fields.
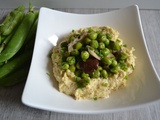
[{"xmin": 0, "ymin": 7, "xmax": 160, "ymax": 120}]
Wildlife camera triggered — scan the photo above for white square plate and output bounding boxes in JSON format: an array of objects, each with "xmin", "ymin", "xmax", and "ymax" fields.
[{"xmin": 22, "ymin": 5, "xmax": 160, "ymax": 114}]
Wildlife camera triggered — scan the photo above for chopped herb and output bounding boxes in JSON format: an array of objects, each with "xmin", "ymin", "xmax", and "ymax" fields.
[
  {"xmin": 74, "ymin": 76, "xmax": 78, "ymax": 82},
  {"xmin": 125, "ymin": 75, "xmax": 128, "ymax": 80},
  {"xmin": 89, "ymin": 46, "xmax": 94, "ymax": 50},
  {"xmin": 95, "ymin": 50, "xmax": 100, "ymax": 55},
  {"xmin": 53, "ymin": 53, "xmax": 58, "ymax": 58},
  {"xmin": 72, "ymin": 29, "xmax": 75, "ymax": 33},
  {"xmin": 117, "ymin": 39, "xmax": 121, "ymax": 43},
  {"xmin": 119, "ymin": 62, "xmax": 128, "ymax": 71},
  {"xmin": 46, "ymin": 73, "xmax": 50, "ymax": 77},
  {"xmin": 48, "ymin": 52, "xmax": 52, "ymax": 58},
  {"xmin": 60, "ymin": 49, "xmax": 65, "ymax": 54},
  {"xmin": 123, "ymin": 44, "xmax": 127, "ymax": 47},
  {"xmin": 131, "ymin": 64, "xmax": 134, "ymax": 70},
  {"xmin": 103, "ymin": 83, "xmax": 108, "ymax": 87},
  {"xmin": 74, "ymin": 76, "xmax": 90, "ymax": 88},
  {"xmin": 94, "ymin": 97, "xmax": 98, "ymax": 100}
]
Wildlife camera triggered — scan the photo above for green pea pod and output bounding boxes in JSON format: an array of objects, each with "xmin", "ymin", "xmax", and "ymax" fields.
[
  {"xmin": 0, "ymin": 6, "xmax": 25, "ymax": 36},
  {"xmin": 18, "ymin": 12, "xmax": 38, "ymax": 55},
  {"xmin": 0, "ymin": 10, "xmax": 36, "ymax": 63},
  {"xmin": 0, "ymin": 35, "xmax": 1, "ymax": 44},
  {"xmin": 0, "ymin": 50, "xmax": 32, "ymax": 79},
  {"xmin": 0, "ymin": 65, "xmax": 29, "ymax": 87},
  {"xmin": 0, "ymin": 35, "xmax": 6, "ymax": 44},
  {"xmin": 23, "ymin": 12, "xmax": 39, "ymax": 46},
  {"xmin": 0, "ymin": 32, "xmax": 14, "ymax": 53},
  {"xmin": 0, "ymin": 62, "xmax": 4, "ymax": 67}
]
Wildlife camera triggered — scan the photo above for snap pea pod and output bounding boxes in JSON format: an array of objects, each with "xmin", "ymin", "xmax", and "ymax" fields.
[
  {"xmin": 0, "ymin": 6, "xmax": 25, "ymax": 36},
  {"xmin": 24, "ymin": 33, "xmax": 36, "ymax": 52},
  {"xmin": 0, "ymin": 35, "xmax": 1, "ymax": 44},
  {"xmin": 0, "ymin": 50, "xmax": 32, "ymax": 79},
  {"xmin": 0, "ymin": 62, "xmax": 3, "ymax": 67},
  {"xmin": 23, "ymin": 11, "xmax": 39, "ymax": 46},
  {"xmin": 0, "ymin": 35, "xmax": 5, "ymax": 44},
  {"xmin": 0, "ymin": 65, "xmax": 29, "ymax": 87},
  {"xmin": 0, "ymin": 32, "xmax": 14, "ymax": 53},
  {"xmin": 0, "ymin": 10, "xmax": 37, "ymax": 63},
  {"xmin": 18, "ymin": 14, "xmax": 38, "ymax": 55}
]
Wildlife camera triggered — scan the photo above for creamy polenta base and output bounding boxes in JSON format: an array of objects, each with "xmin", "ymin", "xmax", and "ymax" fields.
[{"xmin": 51, "ymin": 26, "xmax": 136, "ymax": 100}]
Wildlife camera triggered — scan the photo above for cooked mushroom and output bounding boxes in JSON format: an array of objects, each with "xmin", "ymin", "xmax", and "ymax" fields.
[
  {"xmin": 79, "ymin": 57, "xmax": 99, "ymax": 74},
  {"xmin": 87, "ymin": 46, "xmax": 101, "ymax": 60}
]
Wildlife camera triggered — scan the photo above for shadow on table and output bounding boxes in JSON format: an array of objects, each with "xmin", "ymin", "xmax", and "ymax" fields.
[{"xmin": 0, "ymin": 82, "xmax": 26, "ymax": 105}]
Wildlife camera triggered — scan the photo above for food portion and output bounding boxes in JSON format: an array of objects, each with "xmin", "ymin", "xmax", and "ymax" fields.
[{"xmin": 51, "ymin": 26, "xmax": 136, "ymax": 100}]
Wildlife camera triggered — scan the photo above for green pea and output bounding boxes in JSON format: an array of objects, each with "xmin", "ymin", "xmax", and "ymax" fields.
[
  {"xmin": 89, "ymin": 32, "xmax": 98, "ymax": 40},
  {"xmin": 60, "ymin": 49, "xmax": 65, "ymax": 55},
  {"xmin": 98, "ymin": 66, "xmax": 102, "ymax": 71},
  {"xmin": 60, "ymin": 41, "xmax": 68, "ymax": 48},
  {"xmin": 119, "ymin": 62, "xmax": 128, "ymax": 71},
  {"xmin": 89, "ymin": 46, "xmax": 94, "ymax": 50},
  {"xmin": 90, "ymin": 40, "xmax": 99, "ymax": 48},
  {"xmin": 84, "ymin": 37, "xmax": 91, "ymax": 44},
  {"xmin": 99, "ymin": 42, "xmax": 105, "ymax": 49},
  {"xmin": 75, "ymin": 42, "xmax": 82, "ymax": 50},
  {"xmin": 95, "ymin": 50, "xmax": 100, "ymax": 56},
  {"xmin": 104, "ymin": 39, "xmax": 110, "ymax": 46},
  {"xmin": 119, "ymin": 52, "xmax": 128, "ymax": 60},
  {"xmin": 76, "ymin": 62, "xmax": 80, "ymax": 69},
  {"xmin": 99, "ymin": 35, "xmax": 107, "ymax": 42},
  {"xmin": 98, "ymin": 32, "xmax": 104, "ymax": 39},
  {"xmin": 61, "ymin": 63, "xmax": 69, "ymax": 70},
  {"xmin": 81, "ymin": 73, "xmax": 89, "ymax": 78},
  {"xmin": 69, "ymin": 36, "xmax": 75, "ymax": 41},
  {"xmin": 102, "ymin": 57, "xmax": 112, "ymax": 65},
  {"xmin": 122, "ymin": 65, "xmax": 128, "ymax": 71},
  {"xmin": 87, "ymin": 27, "xmax": 94, "ymax": 33},
  {"xmin": 75, "ymin": 70, "xmax": 82, "ymax": 76},
  {"xmin": 110, "ymin": 66, "xmax": 119, "ymax": 73},
  {"xmin": 61, "ymin": 57, "xmax": 66, "ymax": 62},
  {"xmin": 64, "ymin": 51, "xmax": 70, "ymax": 58},
  {"xmin": 69, "ymin": 65, "xmax": 76, "ymax": 72},
  {"xmin": 111, "ymin": 59, "xmax": 118, "ymax": 67},
  {"xmin": 101, "ymin": 69, "xmax": 108, "ymax": 78},
  {"xmin": 66, "ymin": 56, "xmax": 76, "ymax": 65},
  {"xmin": 106, "ymin": 33, "xmax": 112, "ymax": 40},
  {"xmin": 60, "ymin": 46, "xmax": 67, "ymax": 52},
  {"xmin": 79, "ymin": 46, "xmax": 87, "ymax": 51},
  {"xmin": 92, "ymin": 70, "xmax": 100, "ymax": 78},
  {"xmin": 101, "ymin": 48, "xmax": 110, "ymax": 56},
  {"xmin": 119, "ymin": 60, "xmax": 125, "ymax": 64},
  {"xmin": 112, "ymin": 41, "xmax": 120, "ymax": 51},
  {"xmin": 71, "ymin": 49, "xmax": 79, "ymax": 56},
  {"xmin": 81, "ymin": 51, "xmax": 90, "ymax": 61}
]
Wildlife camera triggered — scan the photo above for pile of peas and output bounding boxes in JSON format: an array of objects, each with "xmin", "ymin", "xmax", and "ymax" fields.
[{"xmin": 60, "ymin": 28, "xmax": 128, "ymax": 88}]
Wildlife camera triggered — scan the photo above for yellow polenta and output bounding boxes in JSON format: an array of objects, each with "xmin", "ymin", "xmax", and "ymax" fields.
[{"xmin": 51, "ymin": 26, "xmax": 136, "ymax": 100}]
